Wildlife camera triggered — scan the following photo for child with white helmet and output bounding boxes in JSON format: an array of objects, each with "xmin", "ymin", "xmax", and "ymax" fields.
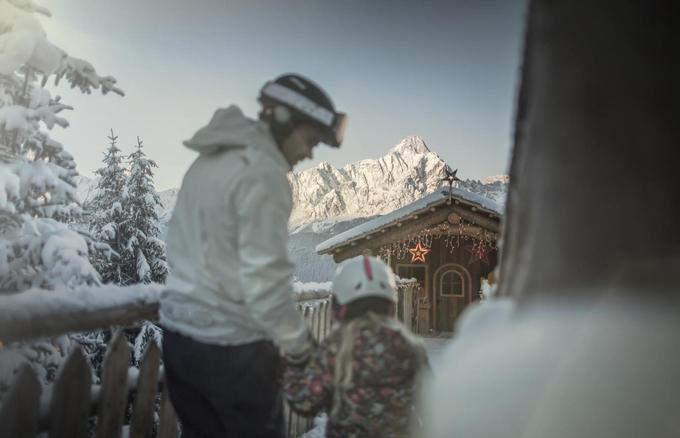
[{"xmin": 284, "ymin": 255, "xmax": 429, "ymax": 437}]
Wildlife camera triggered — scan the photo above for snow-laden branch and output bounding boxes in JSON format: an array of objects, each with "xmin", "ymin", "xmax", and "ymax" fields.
[
  {"xmin": 6, "ymin": 0, "xmax": 51, "ymax": 17},
  {"xmin": 0, "ymin": 2, "xmax": 124, "ymax": 96},
  {"xmin": 52, "ymin": 56, "xmax": 125, "ymax": 97}
]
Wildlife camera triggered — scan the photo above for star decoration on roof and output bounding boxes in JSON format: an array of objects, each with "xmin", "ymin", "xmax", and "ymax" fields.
[
  {"xmin": 441, "ymin": 166, "xmax": 460, "ymax": 185},
  {"xmin": 441, "ymin": 166, "xmax": 461, "ymax": 203},
  {"xmin": 465, "ymin": 244, "xmax": 490, "ymax": 266},
  {"xmin": 409, "ymin": 242, "xmax": 431, "ymax": 263}
]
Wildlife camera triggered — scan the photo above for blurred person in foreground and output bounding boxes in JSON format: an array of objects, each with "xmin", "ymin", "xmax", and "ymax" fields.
[
  {"xmin": 284, "ymin": 255, "xmax": 430, "ymax": 437},
  {"xmin": 420, "ymin": 1, "xmax": 680, "ymax": 437},
  {"xmin": 159, "ymin": 74, "xmax": 347, "ymax": 437}
]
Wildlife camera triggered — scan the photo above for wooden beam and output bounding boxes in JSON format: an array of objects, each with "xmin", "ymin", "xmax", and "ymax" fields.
[
  {"xmin": 427, "ymin": 225, "xmax": 497, "ymax": 239},
  {"xmin": 449, "ymin": 206, "xmax": 500, "ymax": 233}
]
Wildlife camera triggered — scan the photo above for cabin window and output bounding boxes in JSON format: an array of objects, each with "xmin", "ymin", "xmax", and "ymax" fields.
[{"xmin": 440, "ymin": 270, "xmax": 464, "ymax": 297}]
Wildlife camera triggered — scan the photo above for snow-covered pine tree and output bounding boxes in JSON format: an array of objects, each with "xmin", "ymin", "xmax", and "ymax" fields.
[
  {"xmin": 88, "ymin": 129, "xmax": 129, "ymax": 284},
  {"xmin": 123, "ymin": 137, "xmax": 167, "ymax": 367},
  {"xmin": 123, "ymin": 137, "xmax": 168, "ymax": 285},
  {"xmin": 0, "ymin": 1, "xmax": 123, "ymax": 292},
  {"xmin": 0, "ymin": 0, "xmax": 123, "ymax": 396}
]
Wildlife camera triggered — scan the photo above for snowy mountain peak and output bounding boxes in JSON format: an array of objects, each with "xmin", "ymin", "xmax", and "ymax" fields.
[
  {"xmin": 286, "ymin": 135, "xmax": 507, "ymax": 226},
  {"xmin": 483, "ymin": 174, "xmax": 510, "ymax": 184},
  {"xmin": 390, "ymin": 135, "xmax": 431, "ymax": 155},
  {"xmin": 77, "ymin": 136, "xmax": 507, "ymax": 231}
]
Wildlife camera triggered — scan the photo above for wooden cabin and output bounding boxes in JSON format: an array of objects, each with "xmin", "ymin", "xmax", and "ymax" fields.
[{"xmin": 316, "ymin": 187, "xmax": 502, "ymax": 335}]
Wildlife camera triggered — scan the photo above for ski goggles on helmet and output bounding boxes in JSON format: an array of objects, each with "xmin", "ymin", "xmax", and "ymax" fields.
[
  {"xmin": 261, "ymin": 81, "xmax": 348, "ymax": 147},
  {"xmin": 325, "ymin": 112, "xmax": 348, "ymax": 148}
]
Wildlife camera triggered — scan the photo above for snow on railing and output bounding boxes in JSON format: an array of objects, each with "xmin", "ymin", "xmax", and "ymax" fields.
[
  {"xmin": 0, "ymin": 283, "xmax": 419, "ymax": 437},
  {"xmin": 0, "ymin": 283, "xmax": 336, "ymax": 346},
  {"xmin": 0, "ymin": 284, "xmax": 335, "ymax": 438},
  {"xmin": 0, "ymin": 284, "xmax": 162, "ymax": 345}
]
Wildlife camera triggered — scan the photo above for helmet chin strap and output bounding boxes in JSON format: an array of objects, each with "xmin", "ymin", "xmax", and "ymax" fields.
[
  {"xmin": 264, "ymin": 105, "xmax": 309, "ymax": 167},
  {"xmin": 279, "ymin": 128, "xmax": 309, "ymax": 167}
]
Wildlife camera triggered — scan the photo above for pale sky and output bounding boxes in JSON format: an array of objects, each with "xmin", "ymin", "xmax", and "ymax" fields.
[{"xmin": 39, "ymin": 0, "xmax": 526, "ymax": 191}]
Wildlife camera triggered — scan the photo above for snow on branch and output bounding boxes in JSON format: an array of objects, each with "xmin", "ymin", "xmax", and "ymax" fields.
[
  {"xmin": 0, "ymin": 2, "xmax": 124, "ymax": 96},
  {"xmin": 52, "ymin": 56, "xmax": 125, "ymax": 97},
  {"xmin": 6, "ymin": 0, "xmax": 51, "ymax": 17}
]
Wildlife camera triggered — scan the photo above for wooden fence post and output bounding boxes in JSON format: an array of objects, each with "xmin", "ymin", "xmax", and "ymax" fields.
[
  {"xmin": 49, "ymin": 347, "xmax": 92, "ymax": 438},
  {"xmin": 303, "ymin": 306, "xmax": 311, "ymax": 333},
  {"xmin": 312, "ymin": 304, "xmax": 321, "ymax": 341},
  {"xmin": 284, "ymin": 400, "xmax": 293, "ymax": 437},
  {"xmin": 96, "ymin": 332, "xmax": 130, "ymax": 438},
  {"xmin": 129, "ymin": 342, "xmax": 161, "ymax": 438},
  {"xmin": 286, "ymin": 293, "xmax": 335, "ymax": 437},
  {"xmin": 0, "ymin": 364, "xmax": 41, "ymax": 438},
  {"xmin": 319, "ymin": 301, "xmax": 327, "ymax": 340},
  {"xmin": 158, "ymin": 378, "xmax": 178, "ymax": 438}
]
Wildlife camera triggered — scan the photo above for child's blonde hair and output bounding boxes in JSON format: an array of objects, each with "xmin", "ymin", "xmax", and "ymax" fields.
[{"xmin": 330, "ymin": 311, "xmax": 425, "ymax": 418}]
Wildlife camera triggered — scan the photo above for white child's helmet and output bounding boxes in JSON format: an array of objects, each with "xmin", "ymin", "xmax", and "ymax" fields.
[{"xmin": 332, "ymin": 255, "xmax": 397, "ymax": 305}]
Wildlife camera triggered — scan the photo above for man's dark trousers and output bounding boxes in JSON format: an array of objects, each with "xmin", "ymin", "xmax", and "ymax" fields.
[{"xmin": 162, "ymin": 329, "xmax": 284, "ymax": 438}]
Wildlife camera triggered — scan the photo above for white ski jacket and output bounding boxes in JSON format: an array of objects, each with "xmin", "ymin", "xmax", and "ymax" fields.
[{"xmin": 160, "ymin": 105, "xmax": 309, "ymax": 355}]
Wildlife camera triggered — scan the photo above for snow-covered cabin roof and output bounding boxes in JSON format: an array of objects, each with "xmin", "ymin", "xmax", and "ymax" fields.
[{"xmin": 316, "ymin": 187, "xmax": 503, "ymax": 255}]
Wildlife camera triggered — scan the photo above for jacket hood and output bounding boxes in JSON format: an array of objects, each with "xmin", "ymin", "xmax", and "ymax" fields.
[{"xmin": 183, "ymin": 105, "xmax": 289, "ymax": 169}]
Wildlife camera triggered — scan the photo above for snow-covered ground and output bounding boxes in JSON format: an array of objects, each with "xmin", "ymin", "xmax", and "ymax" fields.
[
  {"xmin": 300, "ymin": 414, "xmax": 328, "ymax": 438},
  {"xmin": 422, "ymin": 336, "xmax": 453, "ymax": 372}
]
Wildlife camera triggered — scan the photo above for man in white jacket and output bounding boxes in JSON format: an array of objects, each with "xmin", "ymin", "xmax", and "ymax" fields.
[{"xmin": 160, "ymin": 74, "xmax": 347, "ymax": 437}]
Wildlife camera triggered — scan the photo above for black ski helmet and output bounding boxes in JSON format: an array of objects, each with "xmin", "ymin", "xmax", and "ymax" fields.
[{"xmin": 259, "ymin": 74, "xmax": 347, "ymax": 147}]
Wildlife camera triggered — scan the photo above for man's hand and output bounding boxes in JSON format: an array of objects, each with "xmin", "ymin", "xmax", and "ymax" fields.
[{"xmin": 284, "ymin": 333, "xmax": 317, "ymax": 367}]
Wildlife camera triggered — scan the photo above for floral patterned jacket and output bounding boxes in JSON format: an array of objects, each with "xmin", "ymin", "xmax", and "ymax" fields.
[{"xmin": 283, "ymin": 314, "xmax": 429, "ymax": 437}]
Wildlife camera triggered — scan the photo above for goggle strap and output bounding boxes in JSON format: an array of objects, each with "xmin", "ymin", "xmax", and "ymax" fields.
[{"xmin": 261, "ymin": 82, "xmax": 335, "ymax": 127}]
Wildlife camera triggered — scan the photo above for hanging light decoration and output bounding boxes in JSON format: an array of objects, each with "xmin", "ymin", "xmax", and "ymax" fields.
[
  {"xmin": 465, "ymin": 242, "xmax": 491, "ymax": 266},
  {"xmin": 378, "ymin": 215, "xmax": 498, "ymax": 262},
  {"xmin": 408, "ymin": 241, "xmax": 431, "ymax": 263}
]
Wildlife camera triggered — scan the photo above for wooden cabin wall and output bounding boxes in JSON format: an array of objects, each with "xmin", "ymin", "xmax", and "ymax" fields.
[
  {"xmin": 331, "ymin": 224, "xmax": 499, "ymax": 334},
  {"xmin": 388, "ymin": 237, "xmax": 498, "ymax": 333}
]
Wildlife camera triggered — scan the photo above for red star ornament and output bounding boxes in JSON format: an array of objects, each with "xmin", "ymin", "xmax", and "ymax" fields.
[
  {"xmin": 409, "ymin": 242, "xmax": 431, "ymax": 263},
  {"xmin": 465, "ymin": 244, "xmax": 490, "ymax": 266}
]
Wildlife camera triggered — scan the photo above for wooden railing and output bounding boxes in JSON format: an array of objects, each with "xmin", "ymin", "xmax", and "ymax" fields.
[
  {"xmin": 0, "ymin": 287, "xmax": 332, "ymax": 438},
  {"xmin": 0, "ymin": 284, "xmax": 421, "ymax": 437},
  {"xmin": 286, "ymin": 295, "xmax": 333, "ymax": 438},
  {"xmin": 0, "ymin": 332, "xmax": 176, "ymax": 438},
  {"xmin": 395, "ymin": 280, "xmax": 422, "ymax": 333}
]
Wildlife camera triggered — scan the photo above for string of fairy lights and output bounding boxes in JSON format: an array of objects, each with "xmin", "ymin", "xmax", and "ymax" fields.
[
  {"xmin": 353, "ymin": 168, "xmax": 501, "ymax": 265},
  {"xmin": 377, "ymin": 215, "xmax": 499, "ymax": 264}
]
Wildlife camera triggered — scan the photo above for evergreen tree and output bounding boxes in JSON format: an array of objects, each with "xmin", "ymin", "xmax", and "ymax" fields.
[
  {"xmin": 88, "ymin": 130, "xmax": 128, "ymax": 284},
  {"xmin": 0, "ymin": 2, "xmax": 123, "ymax": 292},
  {"xmin": 122, "ymin": 137, "xmax": 167, "ymax": 372},
  {"xmin": 123, "ymin": 137, "xmax": 168, "ymax": 285},
  {"xmin": 0, "ymin": 1, "xmax": 123, "ymax": 397}
]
